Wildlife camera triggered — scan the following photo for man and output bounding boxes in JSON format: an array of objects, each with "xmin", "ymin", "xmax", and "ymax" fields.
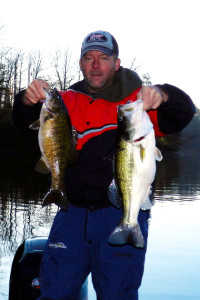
[{"xmin": 13, "ymin": 30, "xmax": 195, "ymax": 300}]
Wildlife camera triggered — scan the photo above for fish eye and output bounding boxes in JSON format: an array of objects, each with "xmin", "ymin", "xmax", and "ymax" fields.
[{"xmin": 44, "ymin": 115, "xmax": 53, "ymax": 122}]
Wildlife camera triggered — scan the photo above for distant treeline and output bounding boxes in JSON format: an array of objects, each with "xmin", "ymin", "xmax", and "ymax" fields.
[
  {"xmin": 0, "ymin": 48, "xmax": 82, "ymax": 111},
  {"xmin": 0, "ymin": 47, "xmax": 81, "ymax": 159},
  {"xmin": 157, "ymin": 106, "xmax": 200, "ymax": 154}
]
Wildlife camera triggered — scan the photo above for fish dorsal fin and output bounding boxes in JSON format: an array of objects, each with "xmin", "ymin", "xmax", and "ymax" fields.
[
  {"xmin": 35, "ymin": 157, "xmax": 50, "ymax": 174},
  {"xmin": 29, "ymin": 120, "xmax": 40, "ymax": 130},
  {"xmin": 155, "ymin": 147, "xmax": 163, "ymax": 161}
]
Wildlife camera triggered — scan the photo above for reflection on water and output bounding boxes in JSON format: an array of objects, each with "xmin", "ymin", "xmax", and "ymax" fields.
[
  {"xmin": 0, "ymin": 157, "xmax": 58, "ymax": 253},
  {"xmin": 0, "ymin": 157, "xmax": 58, "ymax": 299},
  {"xmin": 140, "ymin": 151, "xmax": 200, "ymax": 300},
  {"xmin": 156, "ymin": 151, "xmax": 200, "ymax": 200},
  {"xmin": 0, "ymin": 152, "xmax": 200, "ymax": 299},
  {"xmin": 140, "ymin": 199, "xmax": 200, "ymax": 300}
]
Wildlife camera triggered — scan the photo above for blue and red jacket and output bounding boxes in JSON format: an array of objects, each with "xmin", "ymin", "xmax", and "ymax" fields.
[
  {"xmin": 12, "ymin": 67, "xmax": 195, "ymax": 209},
  {"xmin": 60, "ymin": 87, "xmax": 165, "ymax": 151}
]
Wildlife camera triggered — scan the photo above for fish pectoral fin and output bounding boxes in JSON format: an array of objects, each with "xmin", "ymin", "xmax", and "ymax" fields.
[
  {"xmin": 29, "ymin": 120, "xmax": 40, "ymax": 130},
  {"xmin": 108, "ymin": 224, "xmax": 145, "ymax": 248},
  {"xmin": 71, "ymin": 125, "xmax": 78, "ymax": 147},
  {"xmin": 66, "ymin": 126, "xmax": 79, "ymax": 166},
  {"xmin": 155, "ymin": 147, "xmax": 163, "ymax": 161},
  {"xmin": 35, "ymin": 157, "xmax": 50, "ymax": 174},
  {"xmin": 140, "ymin": 144, "xmax": 145, "ymax": 161}
]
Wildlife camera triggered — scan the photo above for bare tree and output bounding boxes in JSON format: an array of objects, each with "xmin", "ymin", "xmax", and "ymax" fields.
[
  {"xmin": 74, "ymin": 58, "xmax": 83, "ymax": 83},
  {"xmin": 128, "ymin": 58, "xmax": 152, "ymax": 85},
  {"xmin": 129, "ymin": 58, "xmax": 141, "ymax": 72},
  {"xmin": 3, "ymin": 53, "xmax": 14, "ymax": 109},
  {"xmin": 13, "ymin": 53, "xmax": 20, "ymax": 96},
  {"xmin": 0, "ymin": 61, "xmax": 5, "ymax": 108},
  {"xmin": 51, "ymin": 49, "xmax": 76, "ymax": 90},
  {"xmin": 142, "ymin": 73, "xmax": 152, "ymax": 85},
  {"xmin": 27, "ymin": 51, "xmax": 43, "ymax": 85},
  {"xmin": 18, "ymin": 52, "xmax": 25, "ymax": 91}
]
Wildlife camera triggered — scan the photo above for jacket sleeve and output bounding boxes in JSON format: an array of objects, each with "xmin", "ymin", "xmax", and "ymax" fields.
[
  {"xmin": 156, "ymin": 84, "xmax": 196, "ymax": 134},
  {"xmin": 12, "ymin": 90, "xmax": 42, "ymax": 132}
]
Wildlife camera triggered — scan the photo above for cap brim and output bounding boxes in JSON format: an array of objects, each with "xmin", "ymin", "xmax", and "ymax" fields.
[{"xmin": 81, "ymin": 46, "xmax": 113, "ymax": 57}]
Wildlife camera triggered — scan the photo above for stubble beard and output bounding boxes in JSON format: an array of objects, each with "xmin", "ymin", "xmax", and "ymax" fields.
[{"xmin": 85, "ymin": 72, "xmax": 115, "ymax": 93}]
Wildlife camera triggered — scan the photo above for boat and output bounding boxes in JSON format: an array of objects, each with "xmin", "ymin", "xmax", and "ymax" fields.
[{"xmin": 9, "ymin": 236, "xmax": 88, "ymax": 300}]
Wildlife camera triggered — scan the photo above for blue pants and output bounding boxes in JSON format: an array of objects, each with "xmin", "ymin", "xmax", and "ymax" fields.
[{"xmin": 39, "ymin": 203, "xmax": 150, "ymax": 300}]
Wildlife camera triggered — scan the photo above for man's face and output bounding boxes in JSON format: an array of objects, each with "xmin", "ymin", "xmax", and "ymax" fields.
[{"xmin": 79, "ymin": 50, "xmax": 120, "ymax": 93}]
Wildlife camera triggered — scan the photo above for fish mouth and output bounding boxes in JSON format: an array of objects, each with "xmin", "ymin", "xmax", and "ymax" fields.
[
  {"xmin": 44, "ymin": 101, "xmax": 52, "ymax": 113},
  {"xmin": 133, "ymin": 136, "xmax": 145, "ymax": 142},
  {"xmin": 38, "ymin": 89, "xmax": 55, "ymax": 114},
  {"xmin": 44, "ymin": 101, "xmax": 57, "ymax": 115}
]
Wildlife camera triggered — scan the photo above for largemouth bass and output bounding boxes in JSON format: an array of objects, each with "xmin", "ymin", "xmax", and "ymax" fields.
[
  {"xmin": 30, "ymin": 88, "xmax": 77, "ymax": 209},
  {"xmin": 108, "ymin": 99, "xmax": 162, "ymax": 248}
]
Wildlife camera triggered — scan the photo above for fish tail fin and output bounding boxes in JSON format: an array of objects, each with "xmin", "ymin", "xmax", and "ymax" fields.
[
  {"xmin": 108, "ymin": 223, "xmax": 145, "ymax": 248},
  {"xmin": 42, "ymin": 189, "xmax": 68, "ymax": 209}
]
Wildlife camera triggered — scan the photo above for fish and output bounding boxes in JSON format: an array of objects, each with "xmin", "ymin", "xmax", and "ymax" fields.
[
  {"xmin": 108, "ymin": 99, "xmax": 162, "ymax": 248},
  {"xmin": 29, "ymin": 88, "xmax": 77, "ymax": 209}
]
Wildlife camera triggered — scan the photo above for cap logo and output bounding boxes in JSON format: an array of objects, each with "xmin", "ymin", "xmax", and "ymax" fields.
[{"xmin": 86, "ymin": 33, "xmax": 107, "ymax": 43}]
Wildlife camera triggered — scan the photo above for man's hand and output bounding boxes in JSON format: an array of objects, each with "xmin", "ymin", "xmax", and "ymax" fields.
[
  {"xmin": 22, "ymin": 79, "xmax": 49, "ymax": 106},
  {"xmin": 137, "ymin": 85, "xmax": 168, "ymax": 111}
]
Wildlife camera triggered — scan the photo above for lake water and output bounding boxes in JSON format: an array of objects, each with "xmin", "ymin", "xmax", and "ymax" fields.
[{"xmin": 0, "ymin": 151, "xmax": 200, "ymax": 300}]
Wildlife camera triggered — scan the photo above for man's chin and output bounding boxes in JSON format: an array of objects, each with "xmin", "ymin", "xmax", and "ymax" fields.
[{"xmin": 87, "ymin": 82, "xmax": 105, "ymax": 93}]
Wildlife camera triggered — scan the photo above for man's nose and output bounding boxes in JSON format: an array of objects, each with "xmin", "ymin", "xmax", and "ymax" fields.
[{"xmin": 92, "ymin": 58, "xmax": 100, "ymax": 68}]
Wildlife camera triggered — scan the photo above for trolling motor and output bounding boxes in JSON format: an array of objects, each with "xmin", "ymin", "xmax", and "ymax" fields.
[{"xmin": 9, "ymin": 236, "xmax": 88, "ymax": 300}]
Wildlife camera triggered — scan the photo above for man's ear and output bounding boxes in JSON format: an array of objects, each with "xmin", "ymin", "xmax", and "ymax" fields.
[
  {"xmin": 79, "ymin": 59, "xmax": 83, "ymax": 71},
  {"xmin": 115, "ymin": 58, "xmax": 121, "ymax": 71}
]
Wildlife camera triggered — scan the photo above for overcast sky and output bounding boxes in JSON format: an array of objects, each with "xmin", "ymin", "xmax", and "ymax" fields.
[{"xmin": 1, "ymin": 0, "xmax": 200, "ymax": 107}]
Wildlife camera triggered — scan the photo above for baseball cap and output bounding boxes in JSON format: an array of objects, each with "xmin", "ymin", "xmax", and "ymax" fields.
[{"xmin": 81, "ymin": 30, "xmax": 119, "ymax": 57}]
